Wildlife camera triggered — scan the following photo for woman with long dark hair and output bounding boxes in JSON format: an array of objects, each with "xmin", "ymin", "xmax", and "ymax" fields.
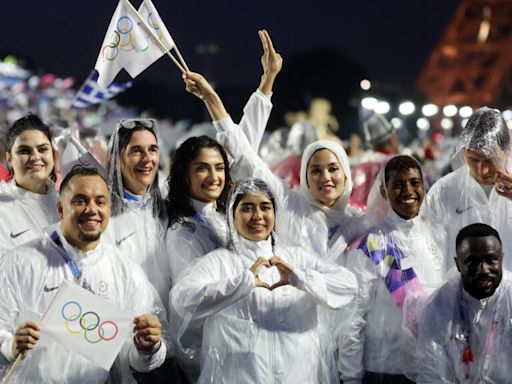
[{"xmin": 0, "ymin": 113, "xmax": 59, "ymax": 255}]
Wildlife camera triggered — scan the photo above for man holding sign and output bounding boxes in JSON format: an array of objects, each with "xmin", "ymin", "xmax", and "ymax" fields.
[{"xmin": 0, "ymin": 166, "xmax": 168, "ymax": 383}]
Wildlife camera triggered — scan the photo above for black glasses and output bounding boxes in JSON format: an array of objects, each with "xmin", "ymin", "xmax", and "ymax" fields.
[{"xmin": 118, "ymin": 118, "xmax": 156, "ymax": 130}]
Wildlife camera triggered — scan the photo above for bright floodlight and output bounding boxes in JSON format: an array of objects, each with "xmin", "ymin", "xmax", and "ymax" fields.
[
  {"xmin": 416, "ymin": 118, "xmax": 430, "ymax": 131},
  {"xmin": 443, "ymin": 105, "xmax": 458, "ymax": 117},
  {"xmin": 459, "ymin": 106, "xmax": 473, "ymax": 118},
  {"xmin": 422, "ymin": 103, "xmax": 439, "ymax": 117},
  {"xmin": 361, "ymin": 97, "xmax": 377, "ymax": 110},
  {"xmin": 503, "ymin": 110, "xmax": 512, "ymax": 121},
  {"xmin": 391, "ymin": 117, "xmax": 403, "ymax": 129},
  {"xmin": 441, "ymin": 118, "xmax": 454, "ymax": 130},
  {"xmin": 360, "ymin": 79, "xmax": 371, "ymax": 90},
  {"xmin": 374, "ymin": 101, "xmax": 390, "ymax": 114},
  {"xmin": 461, "ymin": 118, "xmax": 469, "ymax": 128},
  {"xmin": 399, "ymin": 101, "xmax": 415, "ymax": 115}
]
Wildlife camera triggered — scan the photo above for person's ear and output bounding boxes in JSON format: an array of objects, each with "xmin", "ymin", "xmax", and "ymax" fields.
[
  {"xmin": 380, "ymin": 184, "xmax": 387, "ymax": 200},
  {"xmin": 454, "ymin": 256, "xmax": 461, "ymax": 272},
  {"xmin": 57, "ymin": 201, "xmax": 64, "ymax": 220}
]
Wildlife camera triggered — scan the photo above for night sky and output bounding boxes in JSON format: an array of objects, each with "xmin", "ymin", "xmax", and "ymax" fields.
[
  {"xmin": 1, "ymin": 1, "xmax": 461, "ymax": 128},
  {"xmin": 2, "ymin": 1, "xmax": 460, "ymax": 87}
]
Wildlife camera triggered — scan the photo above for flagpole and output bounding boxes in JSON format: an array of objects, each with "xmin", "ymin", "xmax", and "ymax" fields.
[
  {"xmin": 1, "ymin": 285, "xmax": 64, "ymax": 384},
  {"xmin": 121, "ymin": 0, "xmax": 187, "ymax": 74}
]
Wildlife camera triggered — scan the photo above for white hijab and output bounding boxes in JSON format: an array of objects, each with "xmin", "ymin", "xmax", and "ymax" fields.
[{"xmin": 299, "ymin": 140, "xmax": 354, "ymax": 224}]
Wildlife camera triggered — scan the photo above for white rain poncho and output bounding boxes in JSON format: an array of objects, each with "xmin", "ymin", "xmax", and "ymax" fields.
[
  {"xmin": 426, "ymin": 107, "xmax": 512, "ymax": 270},
  {"xmin": 338, "ymin": 156, "xmax": 448, "ymax": 383},
  {"xmin": 0, "ymin": 179, "xmax": 59, "ymax": 256},
  {"xmin": 164, "ymin": 90, "xmax": 274, "ymax": 379},
  {"xmin": 299, "ymin": 140, "xmax": 362, "ymax": 248},
  {"xmin": 214, "ymin": 115, "xmax": 357, "ymax": 258},
  {"xmin": 165, "ymin": 89, "xmax": 273, "ymax": 284},
  {"xmin": 170, "ymin": 178, "xmax": 358, "ymax": 384},
  {"xmin": 105, "ymin": 119, "xmax": 171, "ymax": 306},
  {"xmin": 0, "ymin": 229, "xmax": 169, "ymax": 383},
  {"xmin": 417, "ymin": 273, "xmax": 512, "ymax": 383}
]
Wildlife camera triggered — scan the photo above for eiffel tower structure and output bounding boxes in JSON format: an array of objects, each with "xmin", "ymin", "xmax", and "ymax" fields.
[{"xmin": 417, "ymin": 0, "xmax": 512, "ymax": 108}]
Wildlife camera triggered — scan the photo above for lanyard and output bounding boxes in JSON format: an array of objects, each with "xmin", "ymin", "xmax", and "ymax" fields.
[
  {"xmin": 50, "ymin": 231, "xmax": 95, "ymax": 293},
  {"xmin": 458, "ymin": 283, "xmax": 500, "ymax": 381}
]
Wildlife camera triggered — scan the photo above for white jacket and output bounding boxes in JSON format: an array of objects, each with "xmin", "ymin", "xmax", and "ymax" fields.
[
  {"xmin": 170, "ymin": 236, "xmax": 358, "ymax": 384},
  {"xmin": 214, "ymin": 116, "xmax": 333, "ymax": 258},
  {"xmin": 417, "ymin": 275, "xmax": 512, "ymax": 383},
  {"xmin": 0, "ymin": 180, "xmax": 59, "ymax": 256},
  {"xmin": 165, "ymin": 89, "xmax": 273, "ymax": 284},
  {"xmin": 105, "ymin": 197, "xmax": 171, "ymax": 308},
  {"xmin": 426, "ymin": 165, "xmax": 512, "ymax": 271},
  {"xmin": 340, "ymin": 208, "xmax": 447, "ymax": 383},
  {"xmin": 0, "ymin": 230, "xmax": 168, "ymax": 383}
]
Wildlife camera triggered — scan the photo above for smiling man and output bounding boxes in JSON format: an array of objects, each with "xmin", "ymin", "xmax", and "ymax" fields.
[
  {"xmin": 427, "ymin": 106, "xmax": 512, "ymax": 271},
  {"xmin": 0, "ymin": 166, "xmax": 168, "ymax": 383},
  {"xmin": 339, "ymin": 155, "xmax": 447, "ymax": 384},
  {"xmin": 417, "ymin": 223, "xmax": 512, "ymax": 383}
]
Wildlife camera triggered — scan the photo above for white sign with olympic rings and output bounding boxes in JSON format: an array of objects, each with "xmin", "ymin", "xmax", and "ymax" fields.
[{"xmin": 40, "ymin": 281, "xmax": 134, "ymax": 370}]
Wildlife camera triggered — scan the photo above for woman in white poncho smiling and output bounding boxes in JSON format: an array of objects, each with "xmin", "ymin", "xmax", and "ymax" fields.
[{"xmin": 170, "ymin": 177, "xmax": 358, "ymax": 383}]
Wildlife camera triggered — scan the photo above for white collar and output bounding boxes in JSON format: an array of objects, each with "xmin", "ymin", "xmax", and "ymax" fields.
[
  {"xmin": 56, "ymin": 228, "xmax": 104, "ymax": 265},
  {"xmin": 190, "ymin": 198, "xmax": 217, "ymax": 217}
]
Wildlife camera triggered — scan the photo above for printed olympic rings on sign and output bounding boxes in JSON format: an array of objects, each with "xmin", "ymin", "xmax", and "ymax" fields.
[
  {"xmin": 101, "ymin": 14, "xmax": 162, "ymax": 62},
  {"xmin": 61, "ymin": 301, "xmax": 119, "ymax": 343}
]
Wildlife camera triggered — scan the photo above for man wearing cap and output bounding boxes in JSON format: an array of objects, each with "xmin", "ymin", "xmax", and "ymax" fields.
[
  {"xmin": 426, "ymin": 106, "xmax": 512, "ymax": 271},
  {"xmin": 350, "ymin": 114, "xmax": 400, "ymax": 210},
  {"xmin": 417, "ymin": 223, "xmax": 512, "ymax": 383},
  {"xmin": 0, "ymin": 166, "xmax": 168, "ymax": 383}
]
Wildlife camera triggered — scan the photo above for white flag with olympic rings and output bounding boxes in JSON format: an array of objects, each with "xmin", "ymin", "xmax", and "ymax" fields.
[
  {"xmin": 94, "ymin": 0, "xmax": 176, "ymax": 88},
  {"xmin": 39, "ymin": 280, "xmax": 134, "ymax": 371}
]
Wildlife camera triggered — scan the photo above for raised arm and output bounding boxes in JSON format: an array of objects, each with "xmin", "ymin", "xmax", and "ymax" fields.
[{"xmin": 238, "ymin": 30, "xmax": 283, "ymax": 151}]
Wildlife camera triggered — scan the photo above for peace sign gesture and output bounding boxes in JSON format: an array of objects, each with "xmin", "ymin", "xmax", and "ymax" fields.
[{"xmin": 258, "ymin": 29, "xmax": 283, "ymax": 96}]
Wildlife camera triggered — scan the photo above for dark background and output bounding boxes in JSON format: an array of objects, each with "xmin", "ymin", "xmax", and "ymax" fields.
[{"xmin": 0, "ymin": 0, "xmax": 460, "ymax": 135}]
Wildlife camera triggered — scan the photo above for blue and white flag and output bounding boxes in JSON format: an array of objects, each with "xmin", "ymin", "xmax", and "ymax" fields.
[{"xmin": 71, "ymin": 71, "xmax": 132, "ymax": 109}]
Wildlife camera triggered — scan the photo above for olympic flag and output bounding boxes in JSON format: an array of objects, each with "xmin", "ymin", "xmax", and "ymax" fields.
[
  {"xmin": 39, "ymin": 280, "xmax": 134, "ymax": 371},
  {"xmin": 94, "ymin": 0, "xmax": 175, "ymax": 88}
]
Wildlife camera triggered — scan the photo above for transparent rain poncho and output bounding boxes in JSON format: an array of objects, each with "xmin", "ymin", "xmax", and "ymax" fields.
[
  {"xmin": 164, "ymin": 90, "xmax": 275, "ymax": 381},
  {"xmin": 105, "ymin": 118, "xmax": 170, "ymax": 306},
  {"xmin": 0, "ymin": 228, "xmax": 169, "ymax": 383},
  {"xmin": 451, "ymin": 106, "xmax": 510, "ymax": 170},
  {"xmin": 427, "ymin": 107, "xmax": 512, "ymax": 271},
  {"xmin": 165, "ymin": 88, "xmax": 274, "ymax": 286},
  {"xmin": 170, "ymin": 177, "xmax": 358, "ymax": 384},
  {"xmin": 0, "ymin": 179, "xmax": 59, "ymax": 257},
  {"xmin": 416, "ymin": 274, "xmax": 512, "ymax": 383},
  {"xmin": 214, "ymin": 115, "xmax": 359, "ymax": 259},
  {"xmin": 338, "ymin": 155, "xmax": 449, "ymax": 382}
]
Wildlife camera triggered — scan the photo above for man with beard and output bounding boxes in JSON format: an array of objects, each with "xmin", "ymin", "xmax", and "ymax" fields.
[
  {"xmin": 338, "ymin": 155, "xmax": 447, "ymax": 384},
  {"xmin": 0, "ymin": 166, "xmax": 168, "ymax": 383},
  {"xmin": 417, "ymin": 223, "xmax": 511, "ymax": 383}
]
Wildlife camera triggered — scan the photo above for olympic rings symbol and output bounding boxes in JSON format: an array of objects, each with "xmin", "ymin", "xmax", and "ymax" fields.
[
  {"xmin": 101, "ymin": 11, "xmax": 162, "ymax": 62},
  {"xmin": 61, "ymin": 301, "xmax": 119, "ymax": 344}
]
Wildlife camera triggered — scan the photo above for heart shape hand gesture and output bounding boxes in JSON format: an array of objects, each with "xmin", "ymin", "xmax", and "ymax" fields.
[{"xmin": 249, "ymin": 256, "xmax": 294, "ymax": 291}]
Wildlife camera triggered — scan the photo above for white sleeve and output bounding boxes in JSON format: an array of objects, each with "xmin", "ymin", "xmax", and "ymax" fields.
[
  {"xmin": 238, "ymin": 90, "xmax": 273, "ymax": 152},
  {"xmin": 0, "ymin": 252, "xmax": 21, "ymax": 364},
  {"xmin": 166, "ymin": 225, "xmax": 210, "ymax": 284},
  {"xmin": 124, "ymin": 264, "xmax": 170, "ymax": 372},
  {"xmin": 337, "ymin": 249, "xmax": 377, "ymax": 383},
  {"xmin": 127, "ymin": 338, "xmax": 167, "ymax": 372},
  {"xmin": 289, "ymin": 249, "xmax": 358, "ymax": 309},
  {"xmin": 416, "ymin": 295, "xmax": 452, "ymax": 383},
  {"xmin": 170, "ymin": 253, "xmax": 255, "ymax": 322}
]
